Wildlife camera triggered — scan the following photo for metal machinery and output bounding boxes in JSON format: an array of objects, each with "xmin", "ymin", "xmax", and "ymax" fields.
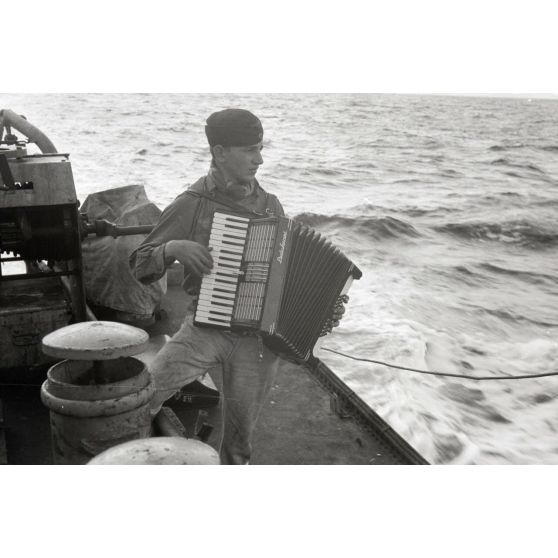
[
  {"xmin": 1, "ymin": 111, "xmax": 87, "ymax": 370},
  {"xmin": 0, "ymin": 150, "xmax": 86, "ymax": 311}
]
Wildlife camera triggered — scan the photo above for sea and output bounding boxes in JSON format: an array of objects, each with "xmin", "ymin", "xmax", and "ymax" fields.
[{"xmin": 2, "ymin": 93, "xmax": 557, "ymax": 464}]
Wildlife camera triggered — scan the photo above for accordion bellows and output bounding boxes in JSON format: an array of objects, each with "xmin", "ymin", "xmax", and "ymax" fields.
[{"xmin": 194, "ymin": 211, "xmax": 362, "ymax": 361}]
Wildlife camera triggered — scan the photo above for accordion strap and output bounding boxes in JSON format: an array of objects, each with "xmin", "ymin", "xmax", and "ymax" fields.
[{"xmin": 192, "ymin": 182, "xmax": 272, "ymax": 218}]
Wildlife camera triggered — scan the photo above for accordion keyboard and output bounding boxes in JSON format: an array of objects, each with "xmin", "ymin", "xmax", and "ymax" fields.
[{"xmin": 195, "ymin": 212, "xmax": 250, "ymax": 327}]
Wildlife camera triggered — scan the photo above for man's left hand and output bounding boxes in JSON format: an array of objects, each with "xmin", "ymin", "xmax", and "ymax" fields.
[{"xmin": 319, "ymin": 295, "xmax": 349, "ymax": 337}]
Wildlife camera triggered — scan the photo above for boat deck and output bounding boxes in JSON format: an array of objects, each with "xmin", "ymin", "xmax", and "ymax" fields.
[{"xmin": 0, "ymin": 277, "xmax": 426, "ymax": 465}]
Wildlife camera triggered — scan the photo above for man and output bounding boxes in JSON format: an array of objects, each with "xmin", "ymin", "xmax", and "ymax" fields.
[{"xmin": 131, "ymin": 108, "xmax": 341, "ymax": 465}]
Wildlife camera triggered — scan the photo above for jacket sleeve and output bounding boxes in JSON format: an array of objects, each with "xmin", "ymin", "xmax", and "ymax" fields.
[{"xmin": 129, "ymin": 192, "xmax": 200, "ymax": 284}]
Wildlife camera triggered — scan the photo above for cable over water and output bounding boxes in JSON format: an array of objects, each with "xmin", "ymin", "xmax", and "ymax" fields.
[{"xmin": 322, "ymin": 347, "xmax": 558, "ymax": 381}]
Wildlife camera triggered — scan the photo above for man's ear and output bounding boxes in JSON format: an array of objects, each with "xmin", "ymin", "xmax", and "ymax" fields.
[{"xmin": 212, "ymin": 144, "xmax": 227, "ymax": 163}]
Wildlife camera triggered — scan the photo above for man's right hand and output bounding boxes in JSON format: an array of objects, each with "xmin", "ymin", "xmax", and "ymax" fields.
[{"xmin": 165, "ymin": 240, "xmax": 213, "ymax": 276}]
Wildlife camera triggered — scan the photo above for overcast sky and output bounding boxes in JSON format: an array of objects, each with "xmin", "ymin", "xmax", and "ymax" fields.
[{"xmin": 3, "ymin": 0, "xmax": 556, "ymax": 96}]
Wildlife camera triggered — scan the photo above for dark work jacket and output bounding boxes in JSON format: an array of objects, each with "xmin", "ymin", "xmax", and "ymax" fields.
[{"xmin": 130, "ymin": 166, "xmax": 284, "ymax": 288}]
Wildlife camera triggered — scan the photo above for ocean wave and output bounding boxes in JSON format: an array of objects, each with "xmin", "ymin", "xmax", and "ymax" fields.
[
  {"xmin": 479, "ymin": 263, "xmax": 558, "ymax": 287},
  {"xmin": 302, "ymin": 167, "xmax": 343, "ymax": 177},
  {"xmin": 481, "ymin": 307, "xmax": 558, "ymax": 328},
  {"xmin": 294, "ymin": 212, "xmax": 421, "ymax": 240},
  {"xmin": 489, "ymin": 157, "xmax": 546, "ymax": 174},
  {"xmin": 489, "ymin": 144, "xmax": 526, "ymax": 151},
  {"xmin": 440, "ymin": 264, "xmax": 493, "ymax": 286},
  {"xmin": 423, "ymin": 138, "xmax": 443, "ymax": 149},
  {"xmin": 390, "ymin": 178, "xmax": 424, "ymax": 184},
  {"xmin": 440, "ymin": 168, "xmax": 463, "ymax": 177},
  {"xmin": 348, "ymin": 202, "xmax": 389, "ymax": 213},
  {"xmin": 398, "ymin": 206, "xmax": 460, "ymax": 217},
  {"xmin": 464, "ymin": 300, "xmax": 558, "ymax": 327},
  {"xmin": 478, "ymin": 193, "xmax": 523, "ymax": 206},
  {"xmin": 434, "ymin": 220, "xmax": 558, "ymax": 248},
  {"xmin": 438, "ymin": 383, "xmax": 511, "ymax": 423},
  {"xmin": 352, "ymin": 161, "xmax": 378, "ymax": 169},
  {"xmin": 533, "ymin": 198, "xmax": 558, "ymax": 208},
  {"xmin": 524, "ymin": 391, "xmax": 558, "ymax": 405}
]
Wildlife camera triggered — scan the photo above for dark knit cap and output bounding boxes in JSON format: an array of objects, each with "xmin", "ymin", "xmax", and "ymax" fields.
[{"xmin": 205, "ymin": 108, "xmax": 263, "ymax": 147}]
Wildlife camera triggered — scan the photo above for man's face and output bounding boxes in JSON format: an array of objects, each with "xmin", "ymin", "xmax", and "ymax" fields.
[{"xmin": 219, "ymin": 141, "xmax": 264, "ymax": 184}]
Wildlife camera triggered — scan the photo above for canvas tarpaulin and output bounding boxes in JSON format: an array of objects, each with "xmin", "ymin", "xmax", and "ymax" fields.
[{"xmin": 80, "ymin": 185, "xmax": 166, "ymax": 323}]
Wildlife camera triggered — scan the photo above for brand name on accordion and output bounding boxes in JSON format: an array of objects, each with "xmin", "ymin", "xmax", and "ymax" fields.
[{"xmin": 276, "ymin": 231, "xmax": 288, "ymax": 264}]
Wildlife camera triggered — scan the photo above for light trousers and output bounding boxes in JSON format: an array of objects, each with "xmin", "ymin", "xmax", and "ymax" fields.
[{"xmin": 148, "ymin": 314, "xmax": 280, "ymax": 464}]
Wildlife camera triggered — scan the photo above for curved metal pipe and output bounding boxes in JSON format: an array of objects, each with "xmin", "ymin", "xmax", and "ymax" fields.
[{"xmin": 0, "ymin": 108, "xmax": 57, "ymax": 153}]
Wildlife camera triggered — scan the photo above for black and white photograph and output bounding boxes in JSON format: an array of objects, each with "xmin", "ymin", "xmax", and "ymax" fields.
[
  {"xmin": 1, "ymin": 0, "xmax": 556, "ymax": 556},
  {"xmin": 3, "ymin": 91, "xmax": 556, "ymax": 467}
]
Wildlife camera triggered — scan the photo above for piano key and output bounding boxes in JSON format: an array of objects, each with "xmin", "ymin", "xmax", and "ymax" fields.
[
  {"xmin": 200, "ymin": 281, "xmax": 238, "ymax": 292},
  {"xmin": 210, "ymin": 225, "xmax": 247, "ymax": 237},
  {"xmin": 197, "ymin": 298, "xmax": 234, "ymax": 309},
  {"xmin": 205, "ymin": 265, "xmax": 237, "ymax": 273},
  {"xmin": 199, "ymin": 291, "xmax": 236, "ymax": 303},
  {"xmin": 196, "ymin": 308, "xmax": 233, "ymax": 319},
  {"xmin": 210, "ymin": 223, "xmax": 248, "ymax": 238},
  {"xmin": 210, "ymin": 254, "xmax": 240, "ymax": 264},
  {"xmin": 213, "ymin": 235, "xmax": 246, "ymax": 245},
  {"xmin": 198, "ymin": 290, "xmax": 236, "ymax": 301},
  {"xmin": 208, "ymin": 242, "xmax": 244, "ymax": 254},
  {"xmin": 196, "ymin": 309, "xmax": 233, "ymax": 319},
  {"xmin": 200, "ymin": 285, "xmax": 236, "ymax": 300},
  {"xmin": 202, "ymin": 272, "xmax": 239, "ymax": 281},
  {"xmin": 210, "ymin": 227, "xmax": 246, "ymax": 237},
  {"xmin": 212, "ymin": 222, "xmax": 245, "ymax": 231},
  {"xmin": 195, "ymin": 315, "xmax": 231, "ymax": 326},
  {"xmin": 197, "ymin": 302, "xmax": 234, "ymax": 313},
  {"xmin": 206, "ymin": 267, "xmax": 241, "ymax": 276},
  {"xmin": 211, "ymin": 246, "xmax": 243, "ymax": 255},
  {"xmin": 211, "ymin": 254, "xmax": 243, "ymax": 265},
  {"xmin": 200, "ymin": 280, "xmax": 238, "ymax": 292},
  {"xmin": 210, "ymin": 261, "xmax": 241, "ymax": 270},
  {"xmin": 213, "ymin": 213, "xmax": 250, "ymax": 225},
  {"xmin": 197, "ymin": 298, "xmax": 233, "ymax": 310},
  {"xmin": 200, "ymin": 289, "xmax": 237, "ymax": 299},
  {"xmin": 201, "ymin": 281, "xmax": 238, "ymax": 292},
  {"xmin": 198, "ymin": 294, "xmax": 235, "ymax": 307},
  {"xmin": 209, "ymin": 233, "xmax": 245, "ymax": 242},
  {"xmin": 214, "ymin": 231, "xmax": 246, "ymax": 241},
  {"xmin": 210, "ymin": 249, "xmax": 243, "ymax": 259},
  {"xmin": 210, "ymin": 237, "xmax": 246, "ymax": 249},
  {"xmin": 204, "ymin": 271, "xmax": 240, "ymax": 282},
  {"xmin": 212, "ymin": 263, "xmax": 238, "ymax": 272}
]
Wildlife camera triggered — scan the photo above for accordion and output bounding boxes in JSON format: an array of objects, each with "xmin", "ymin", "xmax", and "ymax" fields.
[{"xmin": 193, "ymin": 210, "xmax": 362, "ymax": 360}]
